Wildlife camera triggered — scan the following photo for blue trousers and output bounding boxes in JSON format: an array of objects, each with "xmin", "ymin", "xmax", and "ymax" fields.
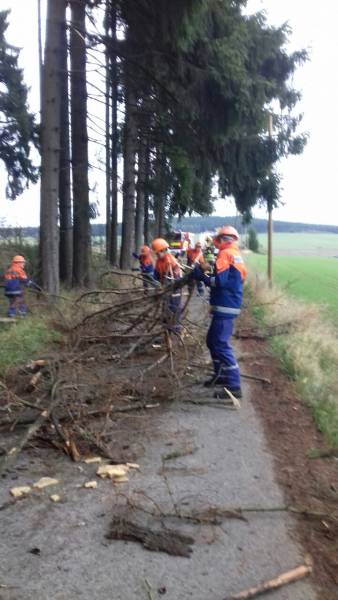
[
  {"xmin": 167, "ymin": 293, "xmax": 182, "ymax": 333},
  {"xmin": 206, "ymin": 316, "xmax": 241, "ymax": 389},
  {"xmin": 5, "ymin": 295, "xmax": 28, "ymax": 318}
]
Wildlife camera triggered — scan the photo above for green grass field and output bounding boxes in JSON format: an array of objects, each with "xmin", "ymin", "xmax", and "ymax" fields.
[
  {"xmin": 247, "ymin": 252, "xmax": 338, "ymax": 319},
  {"xmin": 257, "ymin": 232, "xmax": 338, "ymax": 257}
]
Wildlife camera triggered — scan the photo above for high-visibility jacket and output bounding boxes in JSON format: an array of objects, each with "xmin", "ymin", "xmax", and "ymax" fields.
[
  {"xmin": 155, "ymin": 252, "xmax": 181, "ymax": 284},
  {"xmin": 4, "ymin": 263, "xmax": 29, "ymax": 296},
  {"xmin": 187, "ymin": 248, "xmax": 204, "ymax": 267},
  {"xmin": 207, "ymin": 243, "xmax": 247, "ymax": 317},
  {"xmin": 139, "ymin": 254, "xmax": 154, "ymax": 276}
]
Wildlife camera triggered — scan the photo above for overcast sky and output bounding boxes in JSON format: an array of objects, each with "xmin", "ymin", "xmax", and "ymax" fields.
[{"xmin": 1, "ymin": 0, "xmax": 337, "ymax": 227}]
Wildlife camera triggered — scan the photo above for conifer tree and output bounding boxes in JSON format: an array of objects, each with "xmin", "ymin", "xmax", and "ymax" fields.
[{"xmin": 0, "ymin": 10, "xmax": 38, "ymax": 200}]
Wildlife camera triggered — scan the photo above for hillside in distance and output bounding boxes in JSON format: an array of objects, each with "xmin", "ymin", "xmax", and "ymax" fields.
[
  {"xmin": 171, "ymin": 216, "xmax": 338, "ymax": 235},
  {"xmin": 1, "ymin": 217, "xmax": 338, "ymax": 239}
]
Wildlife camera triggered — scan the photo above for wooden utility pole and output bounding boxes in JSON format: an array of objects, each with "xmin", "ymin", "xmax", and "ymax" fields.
[{"xmin": 267, "ymin": 113, "xmax": 273, "ymax": 286}]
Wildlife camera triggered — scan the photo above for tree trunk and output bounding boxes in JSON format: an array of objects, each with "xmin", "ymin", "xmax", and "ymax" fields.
[
  {"xmin": 37, "ymin": 0, "xmax": 43, "ymax": 111},
  {"xmin": 70, "ymin": 0, "xmax": 91, "ymax": 287},
  {"xmin": 154, "ymin": 150, "xmax": 166, "ymax": 237},
  {"xmin": 134, "ymin": 138, "xmax": 146, "ymax": 252},
  {"xmin": 59, "ymin": 14, "xmax": 73, "ymax": 286},
  {"xmin": 120, "ymin": 68, "xmax": 137, "ymax": 270},
  {"xmin": 143, "ymin": 142, "xmax": 150, "ymax": 245},
  {"xmin": 40, "ymin": 0, "xmax": 65, "ymax": 295},
  {"xmin": 110, "ymin": 2, "xmax": 119, "ymax": 266},
  {"xmin": 105, "ymin": 0, "xmax": 111, "ymax": 261}
]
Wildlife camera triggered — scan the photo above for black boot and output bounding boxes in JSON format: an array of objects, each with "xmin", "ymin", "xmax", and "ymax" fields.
[
  {"xmin": 213, "ymin": 387, "xmax": 242, "ymax": 400},
  {"xmin": 203, "ymin": 375, "xmax": 227, "ymax": 388}
]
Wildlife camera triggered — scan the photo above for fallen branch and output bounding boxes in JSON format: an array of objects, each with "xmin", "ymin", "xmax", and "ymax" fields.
[
  {"xmin": 225, "ymin": 563, "xmax": 312, "ymax": 599},
  {"xmin": 106, "ymin": 517, "xmax": 194, "ymax": 557},
  {"xmin": 26, "ymin": 370, "xmax": 43, "ymax": 392},
  {"xmin": 184, "ymin": 398, "xmax": 238, "ymax": 410},
  {"xmin": 241, "ymin": 373, "xmax": 271, "ymax": 385},
  {"xmin": 136, "ymin": 502, "xmax": 338, "ymax": 525},
  {"xmin": 0, "ymin": 381, "xmax": 63, "ymax": 477},
  {"xmin": 234, "ymin": 331, "xmax": 266, "ymax": 341},
  {"xmin": 224, "ymin": 387, "xmax": 241, "ymax": 410}
]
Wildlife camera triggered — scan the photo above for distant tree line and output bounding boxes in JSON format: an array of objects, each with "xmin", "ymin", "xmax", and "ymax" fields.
[
  {"xmin": 0, "ymin": 2, "xmax": 307, "ymax": 292},
  {"xmin": 2, "ymin": 217, "xmax": 338, "ymax": 240}
]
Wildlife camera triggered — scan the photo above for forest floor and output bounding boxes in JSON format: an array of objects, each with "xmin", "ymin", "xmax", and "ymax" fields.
[{"xmin": 0, "ymin": 294, "xmax": 337, "ymax": 600}]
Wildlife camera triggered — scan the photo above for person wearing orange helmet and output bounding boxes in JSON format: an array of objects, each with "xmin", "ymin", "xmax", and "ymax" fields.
[
  {"xmin": 151, "ymin": 238, "xmax": 182, "ymax": 331},
  {"xmin": 187, "ymin": 241, "xmax": 205, "ymax": 296},
  {"xmin": 193, "ymin": 226, "xmax": 247, "ymax": 398},
  {"xmin": 133, "ymin": 245, "xmax": 155, "ymax": 290},
  {"xmin": 4, "ymin": 255, "xmax": 40, "ymax": 317}
]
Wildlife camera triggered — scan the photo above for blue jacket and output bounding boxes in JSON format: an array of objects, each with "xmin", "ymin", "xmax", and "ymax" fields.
[{"xmin": 196, "ymin": 243, "xmax": 247, "ymax": 317}]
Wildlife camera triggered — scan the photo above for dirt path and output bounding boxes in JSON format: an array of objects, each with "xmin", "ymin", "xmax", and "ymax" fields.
[
  {"xmin": 0, "ymin": 300, "xmax": 320, "ymax": 600},
  {"xmin": 239, "ymin": 321, "xmax": 338, "ymax": 600}
]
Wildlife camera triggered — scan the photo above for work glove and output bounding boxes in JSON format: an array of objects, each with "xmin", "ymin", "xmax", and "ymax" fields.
[{"xmin": 193, "ymin": 265, "xmax": 211, "ymax": 286}]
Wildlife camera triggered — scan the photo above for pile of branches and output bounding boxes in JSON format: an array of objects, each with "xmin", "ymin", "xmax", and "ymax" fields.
[{"xmin": 0, "ymin": 269, "xmax": 204, "ymax": 475}]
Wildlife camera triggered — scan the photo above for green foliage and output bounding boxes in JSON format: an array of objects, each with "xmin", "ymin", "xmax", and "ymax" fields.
[
  {"xmin": 247, "ymin": 228, "xmax": 259, "ymax": 253},
  {"xmin": 270, "ymin": 336, "xmax": 297, "ymax": 380},
  {"xmin": 0, "ymin": 239, "xmax": 39, "ymax": 280},
  {"xmin": 0, "ymin": 10, "xmax": 38, "ymax": 199},
  {"xmin": 117, "ymin": 0, "xmax": 307, "ymax": 222}
]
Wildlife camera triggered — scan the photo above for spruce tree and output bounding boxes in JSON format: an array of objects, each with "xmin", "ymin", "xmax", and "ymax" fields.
[{"xmin": 0, "ymin": 10, "xmax": 38, "ymax": 200}]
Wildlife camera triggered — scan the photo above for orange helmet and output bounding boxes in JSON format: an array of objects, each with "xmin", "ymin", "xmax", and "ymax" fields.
[
  {"xmin": 12, "ymin": 255, "xmax": 25, "ymax": 263},
  {"xmin": 140, "ymin": 245, "xmax": 151, "ymax": 256},
  {"xmin": 214, "ymin": 226, "xmax": 239, "ymax": 250},
  {"xmin": 151, "ymin": 238, "xmax": 169, "ymax": 253},
  {"xmin": 217, "ymin": 226, "xmax": 239, "ymax": 240}
]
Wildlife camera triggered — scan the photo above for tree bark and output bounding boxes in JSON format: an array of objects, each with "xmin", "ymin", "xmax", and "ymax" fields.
[
  {"xmin": 70, "ymin": 0, "xmax": 91, "ymax": 287},
  {"xmin": 135, "ymin": 138, "xmax": 146, "ymax": 252},
  {"xmin": 40, "ymin": 0, "xmax": 65, "ymax": 295},
  {"xmin": 110, "ymin": 2, "xmax": 119, "ymax": 266},
  {"xmin": 105, "ymin": 0, "xmax": 111, "ymax": 261},
  {"xmin": 37, "ymin": 0, "xmax": 43, "ymax": 112},
  {"xmin": 59, "ymin": 14, "xmax": 73, "ymax": 286},
  {"xmin": 143, "ymin": 142, "xmax": 151, "ymax": 245},
  {"xmin": 120, "ymin": 67, "xmax": 137, "ymax": 270},
  {"xmin": 154, "ymin": 150, "xmax": 166, "ymax": 237}
]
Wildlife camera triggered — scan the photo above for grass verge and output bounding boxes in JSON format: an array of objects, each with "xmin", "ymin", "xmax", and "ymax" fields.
[
  {"xmin": 247, "ymin": 273, "xmax": 338, "ymax": 449},
  {"xmin": 0, "ymin": 314, "xmax": 61, "ymax": 377}
]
